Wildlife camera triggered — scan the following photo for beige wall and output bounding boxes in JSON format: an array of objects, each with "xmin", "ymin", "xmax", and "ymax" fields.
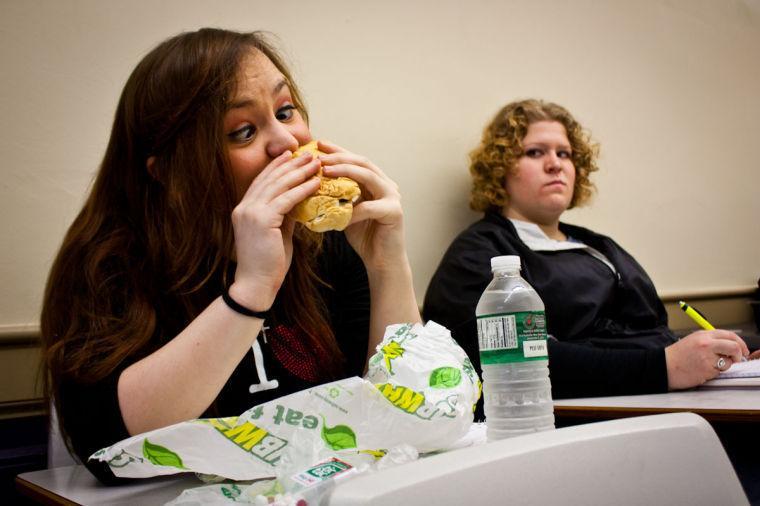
[{"xmin": 2, "ymin": 0, "xmax": 759, "ymax": 331}]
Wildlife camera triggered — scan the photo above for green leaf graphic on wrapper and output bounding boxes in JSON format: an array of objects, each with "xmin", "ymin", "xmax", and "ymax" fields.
[
  {"xmin": 429, "ymin": 366, "xmax": 462, "ymax": 388},
  {"xmin": 261, "ymin": 480, "xmax": 284, "ymax": 497},
  {"xmin": 221, "ymin": 484, "xmax": 242, "ymax": 500},
  {"xmin": 142, "ymin": 438, "xmax": 186, "ymax": 469},
  {"xmin": 320, "ymin": 415, "xmax": 357, "ymax": 450}
]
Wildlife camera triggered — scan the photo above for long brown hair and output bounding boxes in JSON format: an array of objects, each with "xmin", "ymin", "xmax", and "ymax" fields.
[
  {"xmin": 41, "ymin": 29, "xmax": 342, "ymax": 438},
  {"xmin": 469, "ymin": 99, "xmax": 599, "ymax": 212}
]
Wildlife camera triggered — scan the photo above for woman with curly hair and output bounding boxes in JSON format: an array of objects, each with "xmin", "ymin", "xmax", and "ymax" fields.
[{"xmin": 423, "ymin": 99, "xmax": 748, "ymax": 419}]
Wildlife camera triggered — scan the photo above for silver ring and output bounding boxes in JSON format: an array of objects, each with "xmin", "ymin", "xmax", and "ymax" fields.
[{"xmin": 715, "ymin": 357, "xmax": 727, "ymax": 371}]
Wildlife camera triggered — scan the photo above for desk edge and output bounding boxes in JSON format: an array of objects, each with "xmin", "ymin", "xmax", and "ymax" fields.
[
  {"xmin": 554, "ymin": 405, "xmax": 760, "ymax": 423},
  {"xmin": 15, "ymin": 474, "xmax": 80, "ymax": 506}
]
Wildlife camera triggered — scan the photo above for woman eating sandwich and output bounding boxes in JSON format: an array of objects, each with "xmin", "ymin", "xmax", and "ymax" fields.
[{"xmin": 40, "ymin": 28, "xmax": 420, "ymax": 483}]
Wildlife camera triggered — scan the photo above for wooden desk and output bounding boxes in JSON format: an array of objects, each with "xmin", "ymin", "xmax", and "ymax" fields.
[
  {"xmin": 554, "ymin": 388, "xmax": 760, "ymax": 423},
  {"xmin": 16, "ymin": 464, "xmax": 195, "ymax": 505}
]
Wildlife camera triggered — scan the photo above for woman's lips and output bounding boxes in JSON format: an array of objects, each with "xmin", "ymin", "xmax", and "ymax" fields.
[{"xmin": 545, "ymin": 180, "xmax": 566, "ymax": 188}]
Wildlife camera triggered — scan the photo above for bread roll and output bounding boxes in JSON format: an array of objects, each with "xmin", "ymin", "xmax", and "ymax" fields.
[{"xmin": 289, "ymin": 141, "xmax": 361, "ymax": 232}]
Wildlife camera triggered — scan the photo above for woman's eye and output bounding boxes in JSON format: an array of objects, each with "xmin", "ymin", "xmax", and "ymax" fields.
[
  {"xmin": 276, "ymin": 105, "xmax": 296, "ymax": 121},
  {"xmin": 228, "ymin": 125, "xmax": 255, "ymax": 143},
  {"xmin": 525, "ymin": 148, "xmax": 543, "ymax": 158},
  {"xmin": 558, "ymin": 150, "xmax": 572, "ymax": 159}
]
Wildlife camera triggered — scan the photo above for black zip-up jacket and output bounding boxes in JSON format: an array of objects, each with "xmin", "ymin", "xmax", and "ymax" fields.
[{"xmin": 423, "ymin": 212, "xmax": 674, "ymax": 420}]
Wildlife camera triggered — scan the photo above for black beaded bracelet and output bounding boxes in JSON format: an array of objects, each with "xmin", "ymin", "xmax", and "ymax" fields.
[{"xmin": 222, "ymin": 288, "xmax": 271, "ymax": 320}]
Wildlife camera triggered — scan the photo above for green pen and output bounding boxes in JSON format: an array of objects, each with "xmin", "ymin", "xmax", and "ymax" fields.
[{"xmin": 678, "ymin": 300, "xmax": 747, "ymax": 361}]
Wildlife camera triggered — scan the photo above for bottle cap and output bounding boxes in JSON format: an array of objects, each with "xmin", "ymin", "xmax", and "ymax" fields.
[{"xmin": 490, "ymin": 255, "xmax": 521, "ymax": 271}]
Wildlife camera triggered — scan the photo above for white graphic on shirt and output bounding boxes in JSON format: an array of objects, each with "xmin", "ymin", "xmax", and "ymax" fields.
[{"xmin": 249, "ymin": 325, "xmax": 279, "ymax": 394}]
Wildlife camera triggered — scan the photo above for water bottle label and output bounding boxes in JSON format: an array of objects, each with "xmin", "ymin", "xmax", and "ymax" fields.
[{"xmin": 477, "ymin": 311, "xmax": 548, "ymax": 364}]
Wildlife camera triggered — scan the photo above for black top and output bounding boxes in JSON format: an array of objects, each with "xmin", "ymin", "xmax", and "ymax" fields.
[
  {"xmin": 59, "ymin": 232, "xmax": 370, "ymax": 483},
  {"xmin": 423, "ymin": 212, "xmax": 675, "ymax": 420}
]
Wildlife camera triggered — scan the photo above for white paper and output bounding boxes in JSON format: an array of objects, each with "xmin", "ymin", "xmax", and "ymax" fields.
[{"xmin": 719, "ymin": 359, "xmax": 760, "ymax": 379}]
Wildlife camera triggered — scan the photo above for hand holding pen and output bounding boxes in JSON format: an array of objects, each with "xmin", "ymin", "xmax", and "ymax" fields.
[{"xmin": 679, "ymin": 301, "xmax": 748, "ymax": 363}]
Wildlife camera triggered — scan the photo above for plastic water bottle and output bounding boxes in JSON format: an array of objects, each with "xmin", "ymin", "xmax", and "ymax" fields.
[{"xmin": 476, "ymin": 255, "xmax": 554, "ymax": 441}]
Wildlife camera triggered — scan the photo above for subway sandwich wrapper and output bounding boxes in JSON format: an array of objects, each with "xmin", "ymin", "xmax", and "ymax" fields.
[{"xmin": 89, "ymin": 321, "xmax": 481, "ymax": 499}]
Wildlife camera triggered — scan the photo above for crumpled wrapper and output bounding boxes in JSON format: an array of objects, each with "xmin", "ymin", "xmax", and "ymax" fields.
[{"xmin": 90, "ymin": 321, "xmax": 481, "ymax": 484}]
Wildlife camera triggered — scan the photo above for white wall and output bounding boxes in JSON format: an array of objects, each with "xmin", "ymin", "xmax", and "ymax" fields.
[{"xmin": 2, "ymin": 0, "xmax": 759, "ymax": 328}]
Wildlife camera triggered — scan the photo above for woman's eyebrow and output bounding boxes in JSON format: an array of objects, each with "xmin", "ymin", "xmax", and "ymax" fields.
[
  {"xmin": 525, "ymin": 142, "xmax": 571, "ymax": 149},
  {"xmin": 273, "ymin": 78, "xmax": 289, "ymax": 95},
  {"xmin": 228, "ymin": 79, "xmax": 290, "ymax": 110}
]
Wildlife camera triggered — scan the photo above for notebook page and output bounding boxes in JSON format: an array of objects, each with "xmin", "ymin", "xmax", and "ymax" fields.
[{"xmin": 719, "ymin": 359, "xmax": 760, "ymax": 379}]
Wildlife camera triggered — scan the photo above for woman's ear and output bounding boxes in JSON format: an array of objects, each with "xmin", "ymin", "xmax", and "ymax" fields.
[{"xmin": 146, "ymin": 156, "xmax": 157, "ymax": 179}]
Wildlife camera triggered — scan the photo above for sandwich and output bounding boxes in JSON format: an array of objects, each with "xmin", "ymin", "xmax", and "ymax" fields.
[{"xmin": 289, "ymin": 141, "xmax": 361, "ymax": 232}]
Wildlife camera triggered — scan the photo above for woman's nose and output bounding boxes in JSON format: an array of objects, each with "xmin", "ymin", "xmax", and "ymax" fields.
[
  {"xmin": 545, "ymin": 151, "xmax": 562, "ymax": 172},
  {"xmin": 265, "ymin": 122, "xmax": 299, "ymax": 159}
]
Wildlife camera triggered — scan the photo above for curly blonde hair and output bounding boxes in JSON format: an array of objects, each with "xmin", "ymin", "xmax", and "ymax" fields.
[{"xmin": 469, "ymin": 99, "xmax": 599, "ymax": 212}]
